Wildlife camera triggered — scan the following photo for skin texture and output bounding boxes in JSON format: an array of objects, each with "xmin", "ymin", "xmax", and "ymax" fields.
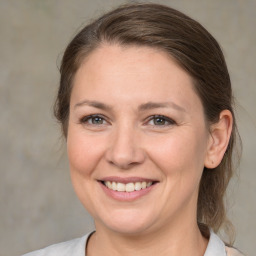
[{"xmin": 67, "ymin": 44, "xmax": 232, "ymax": 256}]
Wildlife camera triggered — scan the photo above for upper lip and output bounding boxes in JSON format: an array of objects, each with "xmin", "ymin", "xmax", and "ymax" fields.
[{"xmin": 99, "ymin": 176, "xmax": 158, "ymax": 184}]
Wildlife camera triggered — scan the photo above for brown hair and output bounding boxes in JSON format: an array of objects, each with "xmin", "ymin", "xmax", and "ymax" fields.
[{"xmin": 54, "ymin": 3, "xmax": 239, "ymax": 243}]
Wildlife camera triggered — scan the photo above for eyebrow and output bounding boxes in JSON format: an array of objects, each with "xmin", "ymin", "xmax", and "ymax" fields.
[
  {"xmin": 74, "ymin": 100, "xmax": 113, "ymax": 111},
  {"xmin": 138, "ymin": 101, "xmax": 186, "ymax": 112},
  {"xmin": 74, "ymin": 100, "xmax": 186, "ymax": 113}
]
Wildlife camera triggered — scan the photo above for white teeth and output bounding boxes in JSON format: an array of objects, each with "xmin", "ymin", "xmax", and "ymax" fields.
[
  {"xmin": 146, "ymin": 182, "xmax": 152, "ymax": 187},
  {"xmin": 104, "ymin": 181, "xmax": 154, "ymax": 192},
  {"xmin": 134, "ymin": 182, "xmax": 142, "ymax": 191},
  {"xmin": 141, "ymin": 181, "xmax": 147, "ymax": 189},
  {"xmin": 112, "ymin": 181, "xmax": 117, "ymax": 191},
  {"xmin": 125, "ymin": 183, "xmax": 135, "ymax": 192},
  {"xmin": 105, "ymin": 181, "xmax": 112, "ymax": 189},
  {"xmin": 116, "ymin": 182, "xmax": 126, "ymax": 192}
]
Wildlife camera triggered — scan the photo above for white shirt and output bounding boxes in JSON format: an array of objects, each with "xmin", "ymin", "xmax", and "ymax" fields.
[{"xmin": 22, "ymin": 230, "xmax": 244, "ymax": 256}]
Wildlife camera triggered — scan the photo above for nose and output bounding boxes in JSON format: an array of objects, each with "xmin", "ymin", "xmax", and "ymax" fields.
[{"xmin": 105, "ymin": 125, "xmax": 145, "ymax": 169}]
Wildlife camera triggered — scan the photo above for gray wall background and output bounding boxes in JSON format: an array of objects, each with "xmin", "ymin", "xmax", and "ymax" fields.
[{"xmin": 0, "ymin": 0, "xmax": 255, "ymax": 255}]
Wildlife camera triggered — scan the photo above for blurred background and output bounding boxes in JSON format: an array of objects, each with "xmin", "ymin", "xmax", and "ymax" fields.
[{"xmin": 0, "ymin": 0, "xmax": 255, "ymax": 255}]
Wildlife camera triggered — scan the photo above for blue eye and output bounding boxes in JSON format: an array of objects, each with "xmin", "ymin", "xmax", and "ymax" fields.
[
  {"xmin": 80, "ymin": 115, "xmax": 107, "ymax": 125},
  {"xmin": 148, "ymin": 115, "xmax": 176, "ymax": 126}
]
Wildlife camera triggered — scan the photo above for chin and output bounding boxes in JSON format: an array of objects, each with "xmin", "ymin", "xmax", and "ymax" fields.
[
  {"xmin": 105, "ymin": 222, "xmax": 152, "ymax": 236},
  {"xmin": 95, "ymin": 208, "xmax": 157, "ymax": 235}
]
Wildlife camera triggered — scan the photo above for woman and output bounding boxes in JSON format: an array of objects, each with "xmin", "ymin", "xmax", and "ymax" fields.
[{"xmin": 23, "ymin": 3, "xmax": 244, "ymax": 256}]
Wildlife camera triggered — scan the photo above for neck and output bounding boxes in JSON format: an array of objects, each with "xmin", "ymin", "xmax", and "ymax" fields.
[{"xmin": 87, "ymin": 221, "xmax": 208, "ymax": 256}]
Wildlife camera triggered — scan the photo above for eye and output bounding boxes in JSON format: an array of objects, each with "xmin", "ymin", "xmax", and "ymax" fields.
[
  {"xmin": 80, "ymin": 114, "xmax": 108, "ymax": 125},
  {"xmin": 146, "ymin": 115, "xmax": 176, "ymax": 126}
]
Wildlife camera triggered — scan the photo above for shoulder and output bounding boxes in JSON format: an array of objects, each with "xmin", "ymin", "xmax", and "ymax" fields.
[
  {"xmin": 225, "ymin": 246, "xmax": 246, "ymax": 256},
  {"xmin": 22, "ymin": 233, "xmax": 91, "ymax": 256}
]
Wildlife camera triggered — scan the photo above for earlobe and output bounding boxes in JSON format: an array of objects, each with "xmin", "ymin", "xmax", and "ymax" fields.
[{"xmin": 204, "ymin": 110, "xmax": 233, "ymax": 169}]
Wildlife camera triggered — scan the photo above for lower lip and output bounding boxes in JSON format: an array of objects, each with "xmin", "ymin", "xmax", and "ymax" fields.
[{"xmin": 99, "ymin": 182, "xmax": 156, "ymax": 201}]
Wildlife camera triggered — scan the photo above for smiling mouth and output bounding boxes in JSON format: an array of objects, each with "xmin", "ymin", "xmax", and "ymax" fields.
[{"xmin": 101, "ymin": 181, "xmax": 157, "ymax": 192}]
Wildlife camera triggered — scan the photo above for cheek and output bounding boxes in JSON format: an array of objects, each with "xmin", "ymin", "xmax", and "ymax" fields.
[
  {"xmin": 145, "ymin": 130, "xmax": 208, "ymax": 180},
  {"xmin": 67, "ymin": 127, "xmax": 105, "ymax": 178},
  {"xmin": 66, "ymin": 127, "xmax": 107, "ymax": 215}
]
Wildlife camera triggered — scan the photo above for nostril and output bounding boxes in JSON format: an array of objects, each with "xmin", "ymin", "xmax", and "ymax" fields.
[{"xmin": 105, "ymin": 146, "xmax": 146, "ymax": 169}]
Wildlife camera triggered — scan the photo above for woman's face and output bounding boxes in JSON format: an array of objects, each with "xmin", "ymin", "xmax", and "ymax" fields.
[{"xmin": 68, "ymin": 44, "xmax": 211, "ymax": 235}]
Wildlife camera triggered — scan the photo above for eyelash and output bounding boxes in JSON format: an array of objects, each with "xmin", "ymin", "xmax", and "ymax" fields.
[
  {"xmin": 145, "ymin": 115, "xmax": 176, "ymax": 127},
  {"xmin": 80, "ymin": 114, "xmax": 108, "ymax": 126},
  {"xmin": 79, "ymin": 114, "xmax": 176, "ymax": 127}
]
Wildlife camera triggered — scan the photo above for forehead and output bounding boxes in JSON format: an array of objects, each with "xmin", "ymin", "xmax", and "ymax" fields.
[
  {"xmin": 71, "ymin": 44, "xmax": 202, "ymax": 113},
  {"xmin": 78, "ymin": 44, "xmax": 183, "ymax": 77}
]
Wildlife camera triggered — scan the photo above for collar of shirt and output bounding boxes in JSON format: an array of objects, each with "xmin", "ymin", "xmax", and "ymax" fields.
[{"xmin": 204, "ymin": 229, "xmax": 226, "ymax": 256}]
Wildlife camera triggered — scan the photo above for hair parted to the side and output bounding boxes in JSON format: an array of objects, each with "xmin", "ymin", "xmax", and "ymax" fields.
[{"xmin": 54, "ymin": 3, "xmax": 240, "ymax": 244}]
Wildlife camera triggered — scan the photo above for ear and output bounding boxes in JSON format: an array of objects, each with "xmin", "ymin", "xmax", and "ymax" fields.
[{"xmin": 204, "ymin": 110, "xmax": 233, "ymax": 169}]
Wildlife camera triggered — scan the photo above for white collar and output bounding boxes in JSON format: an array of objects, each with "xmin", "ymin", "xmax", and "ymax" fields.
[
  {"xmin": 84, "ymin": 231, "xmax": 227, "ymax": 256},
  {"xmin": 23, "ymin": 230, "xmax": 230, "ymax": 256},
  {"xmin": 204, "ymin": 230, "xmax": 227, "ymax": 256},
  {"xmin": 83, "ymin": 230, "xmax": 227, "ymax": 256}
]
